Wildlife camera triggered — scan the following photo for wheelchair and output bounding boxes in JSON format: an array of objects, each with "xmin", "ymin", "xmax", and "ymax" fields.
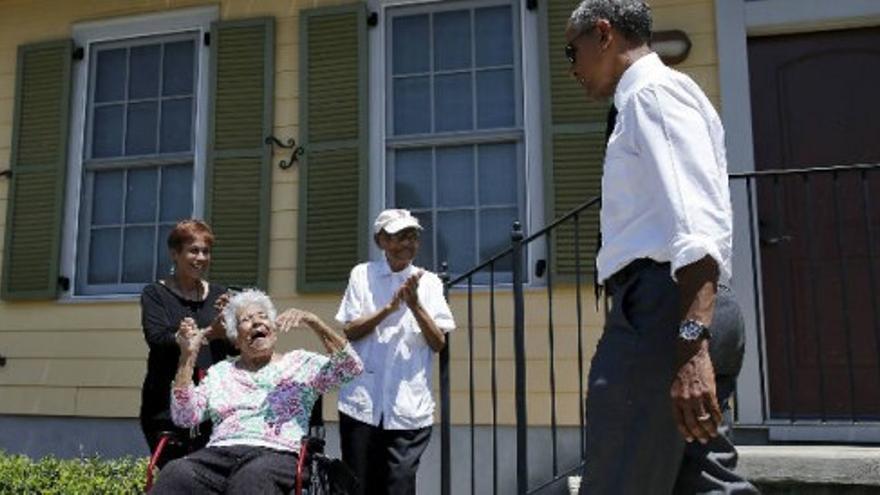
[{"xmin": 144, "ymin": 397, "xmax": 357, "ymax": 494}]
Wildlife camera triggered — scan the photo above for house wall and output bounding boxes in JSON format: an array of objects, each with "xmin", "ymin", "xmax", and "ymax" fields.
[{"xmin": 0, "ymin": 0, "xmax": 719, "ymax": 438}]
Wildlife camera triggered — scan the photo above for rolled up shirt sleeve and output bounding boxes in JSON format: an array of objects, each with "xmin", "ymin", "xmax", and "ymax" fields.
[
  {"xmin": 629, "ymin": 86, "xmax": 733, "ymax": 282},
  {"xmin": 170, "ymin": 383, "xmax": 208, "ymax": 428}
]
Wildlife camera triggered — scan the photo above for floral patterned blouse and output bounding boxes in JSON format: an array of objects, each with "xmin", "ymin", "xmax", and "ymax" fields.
[{"xmin": 171, "ymin": 344, "xmax": 363, "ymax": 452}]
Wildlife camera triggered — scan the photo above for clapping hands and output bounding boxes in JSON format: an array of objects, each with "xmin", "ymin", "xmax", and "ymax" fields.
[
  {"xmin": 393, "ymin": 271, "xmax": 423, "ymax": 310},
  {"xmin": 202, "ymin": 292, "xmax": 231, "ymax": 341},
  {"xmin": 176, "ymin": 317, "xmax": 203, "ymax": 356}
]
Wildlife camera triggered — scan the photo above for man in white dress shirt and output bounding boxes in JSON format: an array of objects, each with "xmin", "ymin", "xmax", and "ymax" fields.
[
  {"xmin": 565, "ymin": 1, "xmax": 758, "ymax": 493},
  {"xmin": 336, "ymin": 208, "xmax": 456, "ymax": 495}
]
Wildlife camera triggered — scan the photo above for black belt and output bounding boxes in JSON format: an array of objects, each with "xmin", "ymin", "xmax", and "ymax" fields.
[
  {"xmin": 606, "ymin": 258, "xmax": 665, "ymax": 295},
  {"xmin": 606, "ymin": 258, "xmax": 728, "ymax": 297}
]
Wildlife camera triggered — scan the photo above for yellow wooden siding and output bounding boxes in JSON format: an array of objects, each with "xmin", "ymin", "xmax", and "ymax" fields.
[
  {"xmin": 653, "ymin": 0, "xmax": 721, "ymax": 99},
  {"xmin": 0, "ymin": 0, "xmax": 719, "ymax": 424}
]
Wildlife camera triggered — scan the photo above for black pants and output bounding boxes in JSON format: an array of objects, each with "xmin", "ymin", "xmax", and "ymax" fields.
[
  {"xmin": 149, "ymin": 445, "xmax": 298, "ymax": 494},
  {"xmin": 582, "ymin": 260, "xmax": 758, "ymax": 494},
  {"xmin": 339, "ymin": 413, "xmax": 432, "ymax": 495}
]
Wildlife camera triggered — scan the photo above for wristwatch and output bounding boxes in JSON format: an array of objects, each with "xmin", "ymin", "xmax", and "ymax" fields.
[{"xmin": 678, "ymin": 319, "xmax": 710, "ymax": 341}]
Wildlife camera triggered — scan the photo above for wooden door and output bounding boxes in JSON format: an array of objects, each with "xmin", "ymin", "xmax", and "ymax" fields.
[{"xmin": 748, "ymin": 27, "xmax": 880, "ymax": 420}]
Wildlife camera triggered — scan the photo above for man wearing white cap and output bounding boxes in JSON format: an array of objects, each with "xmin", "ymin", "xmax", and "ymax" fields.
[{"xmin": 335, "ymin": 208, "xmax": 456, "ymax": 495}]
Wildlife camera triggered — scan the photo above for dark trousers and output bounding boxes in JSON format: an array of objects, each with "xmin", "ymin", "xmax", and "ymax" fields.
[
  {"xmin": 149, "ymin": 445, "xmax": 298, "ymax": 494},
  {"xmin": 581, "ymin": 259, "xmax": 758, "ymax": 495},
  {"xmin": 339, "ymin": 413, "xmax": 432, "ymax": 495}
]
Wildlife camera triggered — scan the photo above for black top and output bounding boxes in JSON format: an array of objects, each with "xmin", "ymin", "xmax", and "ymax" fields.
[{"xmin": 139, "ymin": 281, "xmax": 235, "ymax": 423}]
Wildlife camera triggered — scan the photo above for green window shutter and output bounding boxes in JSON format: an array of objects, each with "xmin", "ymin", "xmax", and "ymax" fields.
[
  {"xmin": 297, "ymin": 4, "xmax": 368, "ymax": 293},
  {"xmin": 541, "ymin": 0, "xmax": 609, "ymax": 279},
  {"xmin": 206, "ymin": 18, "xmax": 274, "ymax": 290},
  {"xmin": 1, "ymin": 40, "xmax": 72, "ymax": 300}
]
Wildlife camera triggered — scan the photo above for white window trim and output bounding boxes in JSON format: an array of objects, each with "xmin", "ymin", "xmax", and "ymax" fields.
[
  {"xmin": 60, "ymin": 5, "xmax": 218, "ymax": 301},
  {"xmin": 367, "ymin": 0, "xmax": 545, "ymax": 283},
  {"xmin": 716, "ymin": 0, "xmax": 880, "ymax": 430}
]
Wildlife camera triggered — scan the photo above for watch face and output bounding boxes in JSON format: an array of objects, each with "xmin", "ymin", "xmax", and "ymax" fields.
[{"xmin": 679, "ymin": 320, "xmax": 705, "ymax": 341}]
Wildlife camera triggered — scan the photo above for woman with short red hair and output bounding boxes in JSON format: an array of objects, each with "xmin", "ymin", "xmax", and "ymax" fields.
[{"xmin": 139, "ymin": 219, "xmax": 235, "ymax": 466}]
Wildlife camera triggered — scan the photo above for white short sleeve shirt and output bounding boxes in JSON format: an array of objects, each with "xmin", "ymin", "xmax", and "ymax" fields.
[
  {"xmin": 598, "ymin": 53, "xmax": 733, "ymax": 284},
  {"xmin": 335, "ymin": 261, "xmax": 455, "ymax": 430}
]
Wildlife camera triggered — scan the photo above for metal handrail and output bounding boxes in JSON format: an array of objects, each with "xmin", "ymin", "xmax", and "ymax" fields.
[
  {"xmin": 446, "ymin": 195, "xmax": 601, "ymax": 286},
  {"xmin": 440, "ymin": 162, "xmax": 880, "ymax": 494},
  {"xmin": 729, "ymin": 162, "xmax": 879, "ymax": 178}
]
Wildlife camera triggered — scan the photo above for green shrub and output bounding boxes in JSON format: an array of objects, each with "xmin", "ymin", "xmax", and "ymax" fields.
[{"xmin": 0, "ymin": 451, "xmax": 148, "ymax": 494}]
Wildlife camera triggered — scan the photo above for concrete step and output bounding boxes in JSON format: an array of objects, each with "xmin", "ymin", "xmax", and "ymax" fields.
[
  {"xmin": 737, "ymin": 445, "xmax": 880, "ymax": 493},
  {"xmin": 563, "ymin": 446, "xmax": 880, "ymax": 495}
]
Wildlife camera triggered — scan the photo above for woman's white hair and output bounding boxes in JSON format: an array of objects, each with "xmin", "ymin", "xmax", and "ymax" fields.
[{"xmin": 222, "ymin": 289, "xmax": 277, "ymax": 342}]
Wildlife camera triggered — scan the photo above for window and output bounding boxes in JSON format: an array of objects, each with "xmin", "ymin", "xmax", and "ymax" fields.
[
  {"xmin": 65, "ymin": 7, "xmax": 215, "ymax": 297},
  {"xmin": 385, "ymin": 1, "xmax": 524, "ymax": 279}
]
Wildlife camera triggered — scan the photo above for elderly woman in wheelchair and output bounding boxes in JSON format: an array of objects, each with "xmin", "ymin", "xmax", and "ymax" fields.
[{"xmin": 150, "ymin": 289, "xmax": 363, "ymax": 494}]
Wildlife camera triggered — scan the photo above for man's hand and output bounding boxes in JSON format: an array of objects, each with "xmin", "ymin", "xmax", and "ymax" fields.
[
  {"xmin": 397, "ymin": 271, "xmax": 424, "ymax": 309},
  {"xmin": 671, "ymin": 338, "xmax": 722, "ymax": 444}
]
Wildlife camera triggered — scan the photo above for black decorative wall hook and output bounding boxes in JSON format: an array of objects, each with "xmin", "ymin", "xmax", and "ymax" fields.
[{"xmin": 264, "ymin": 136, "xmax": 304, "ymax": 170}]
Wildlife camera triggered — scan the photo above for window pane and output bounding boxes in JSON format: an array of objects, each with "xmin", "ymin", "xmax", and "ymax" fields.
[
  {"xmin": 394, "ymin": 149, "xmax": 432, "ymax": 209},
  {"xmin": 477, "ymin": 69, "xmax": 515, "ymax": 128},
  {"xmin": 478, "ymin": 143, "xmax": 517, "ymax": 205},
  {"xmin": 89, "ymin": 228, "xmax": 120, "ymax": 284},
  {"xmin": 92, "ymin": 170, "xmax": 124, "ymax": 225},
  {"xmin": 160, "ymin": 98, "xmax": 193, "ymax": 153},
  {"xmin": 437, "ymin": 209, "xmax": 475, "ymax": 274},
  {"xmin": 92, "ymin": 104, "xmax": 124, "ymax": 157},
  {"xmin": 129, "ymin": 44, "xmax": 160, "ymax": 99},
  {"xmin": 126, "ymin": 167, "xmax": 158, "ymax": 223},
  {"xmin": 156, "ymin": 223, "xmax": 175, "ymax": 278},
  {"xmin": 163, "ymin": 40, "xmax": 195, "ymax": 96},
  {"xmin": 479, "ymin": 207, "xmax": 518, "ymax": 271},
  {"xmin": 434, "ymin": 10, "xmax": 471, "ymax": 71},
  {"xmin": 475, "ymin": 6, "xmax": 513, "ymax": 67},
  {"xmin": 160, "ymin": 164, "xmax": 193, "ymax": 222},
  {"xmin": 437, "ymin": 146, "xmax": 474, "ymax": 207},
  {"xmin": 434, "ymin": 73, "xmax": 473, "ymax": 132},
  {"xmin": 94, "ymin": 48, "xmax": 126, "ymax": 103},
  {"xmin": 393, "ymin": 76, "xmax": 430, "ymax": 135},
  {"xmin": 126, "ymin": 101, "xmax": 158, "ymax": 155},
  {"xmin": 122, "ymin": 226, "xmax": 155, "ymax": 283},
  {"xmin": 412, "ymin": 211, "xmax": 434, "ymax": 271},
  {"xmin": 392, "ymin": 15, "xmax": 429, "ymax": 75}
]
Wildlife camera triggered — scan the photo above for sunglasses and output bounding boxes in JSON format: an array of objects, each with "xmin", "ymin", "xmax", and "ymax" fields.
[
  {"xmin": 564, "ymin": 29, "xmax": 593, "ymax": 65},
  {"xmin": 388, "ymin": 230, "xmax": 420, "ymax": 243},
  {"xmin": 565, "ymin": 43, "xmax": 577, "ymax": 64}
]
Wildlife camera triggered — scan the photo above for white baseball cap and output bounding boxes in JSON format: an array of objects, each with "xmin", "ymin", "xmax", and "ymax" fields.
[{"xmin": 373, "ymin": 208, "xmax": 423, "ymax": 234}]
